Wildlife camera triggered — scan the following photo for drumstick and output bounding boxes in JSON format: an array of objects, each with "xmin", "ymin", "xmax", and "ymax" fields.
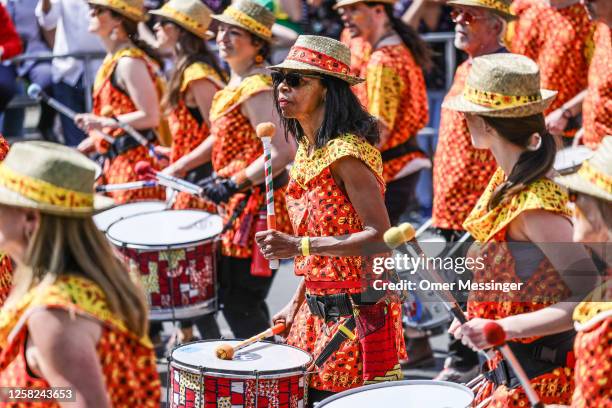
[
  {"xmin": 483, "ymin": 322, "xmax": 544, "ymax": 408},
  {"xmin": 215, "ymin": 323, "xmax": 286, "ymax": 360},
  {"xmin": 255, "ymin": 122, "xmax": 279, "ymax": 270},
  {"xmin": 135, "ymin": 161, "xmax": 203, "ymax": 196},
  {"xmin": 95, "ymin": 180, "xmax": 157, "ymax": 192}
]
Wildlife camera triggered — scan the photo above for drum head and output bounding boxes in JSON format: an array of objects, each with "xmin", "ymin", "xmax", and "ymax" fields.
[
  {"xmin": 171, "ymin": 340, "xmax": 312, "ymax": 377},
  {"xmin": 106, "ymin": 210, "xmax": 222, "ymax": 250},
  {"xmin": 93, "ymin": 201, "xmax": 166, "ymax": 232},
  {"xmin": 554, "ymin": 146, "xmax": 593, "ymax": 174},
  {"xmin": 317, "ymin": 380, "xmax": 474, "ymax": 408}
]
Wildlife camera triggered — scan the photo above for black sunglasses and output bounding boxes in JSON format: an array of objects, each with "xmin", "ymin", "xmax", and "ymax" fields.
[{"xmin": 271, "ymin": 72, "xmax": 321, "ymax": 88}]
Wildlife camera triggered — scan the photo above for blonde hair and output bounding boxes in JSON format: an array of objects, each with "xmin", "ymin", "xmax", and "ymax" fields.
[{"xmin": 10, "ymin": 213, "xmax": 149, "ymax": 337}]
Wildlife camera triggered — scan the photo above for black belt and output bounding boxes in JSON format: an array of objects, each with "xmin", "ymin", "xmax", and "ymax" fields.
[
  {"xmin": 306, "ymin": 293, "xmax": 354, "ymax": 322},
  {"xmin": 483, "ymin": 330, "xmax": 576, "ymax": 388},
  {"xmin": 381, "ymin": 138, "xmax": 425, "ymax": 163},
  {"xmin": 105, "ymin": 129, "xmax": 156, "ymax": 160}
]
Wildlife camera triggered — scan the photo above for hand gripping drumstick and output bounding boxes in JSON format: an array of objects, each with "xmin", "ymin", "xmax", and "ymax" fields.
[
  {"xmin": 256, "ymin": 122, "xmax": 280, "ymax": 270},
  {"xmin": 135, "ymin": 161, "xmax": 203, "ymax": 196},
  {"xmin": 484, "ymin": 322, "xmax": 544, "ymax": 408},
  {"xmin": 215, "ymin": 323, "xmax": 286, "ymax": 360}
]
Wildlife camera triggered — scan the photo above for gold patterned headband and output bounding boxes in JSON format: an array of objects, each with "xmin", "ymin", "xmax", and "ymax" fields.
[
  {"xmin": 578, "ymin": 160, "xmax": 612, "ymax": 194},
  {"xmin": 463, "ymin": 84, "xmax": 542, "ymax": 109}
]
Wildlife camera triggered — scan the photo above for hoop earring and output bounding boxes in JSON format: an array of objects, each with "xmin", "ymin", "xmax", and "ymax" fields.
[{"xmin": 255, "ymin": 54, "xmax": 264, "ymax": 65}]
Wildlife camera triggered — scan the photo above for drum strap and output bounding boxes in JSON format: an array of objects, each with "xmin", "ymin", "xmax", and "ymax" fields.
[
  {"xmin": 483, "ymin": 329, "xmax": 576, "ymax": 388},
  {"xmin": 104, "ymin": 130, "xmax": 157, "ymax": 160},
  {"xmin": 314, "ymin": 316, "xmax": 357, "ymax": 368},
  {"xmin": 380, "ymin": 137, "xmax": 425, "ymax": 163}
]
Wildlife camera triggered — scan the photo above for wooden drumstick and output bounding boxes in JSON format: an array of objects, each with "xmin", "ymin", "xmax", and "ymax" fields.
[
  {"xmin": 215, "ymin": 323, "xmax": 286, "ymax": 360},
  {"xmin": 255, "ymin": 122, "xmax": 279, "ymax": 270}
]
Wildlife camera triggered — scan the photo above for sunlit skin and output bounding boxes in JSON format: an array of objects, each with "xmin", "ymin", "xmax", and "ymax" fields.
[
  {"xmin": 452, "ymin": 6, "xmax": 503, "ymax": 57},
  {"xmin": 276, "ymin": 72, "xmax": 327, "ymax": 132},
  {"xmin": 0, "ymin": 205, "xmax": 36, "ymax": 263},
  {"xmin": 216, "ymin": 23, "xmax": 261, "ymax": 74},
  {"xmin": 572, "ymin": 195, "xmax": 610, "ymax": 243},
  {"xmin": 153, "ymin": 19, "xmax": 180, "ymax": 52},
  {"xmin": 338, "ymin": 2, "xmax": 381, "ymax": 39}
]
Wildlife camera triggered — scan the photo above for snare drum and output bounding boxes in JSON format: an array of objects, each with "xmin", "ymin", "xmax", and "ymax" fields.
[
  {"xmin": 94, "ymin": 201, "xmax": 166, "ymax": 232},
  {"xmin": 106, "ymin": 210, "xmax": 223, "ymax": 320},
  {"xmin": 316, "ymin": 380, "xmax": 474, "ymax": 408},
  {"xmin": 554, "ymin": 146, "xmax": 593, "ymax": 175},
  {"xmin": 169, "ymin": 340, "xmax": 312, "ymax": 408}
]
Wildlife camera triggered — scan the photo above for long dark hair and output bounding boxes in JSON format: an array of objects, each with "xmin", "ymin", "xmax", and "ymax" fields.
[
  {"xmin": 111, "ymin": 11, "xmax": 164, "ymax": 68},
  {"xmin": 366, "ymin": 3, "xmax": 432, "ymax": 71},
  {"xmin": 273, "ymin": 74, "xmax": 379, "ymax": 148},
  {"xmin": 483, "ymin": 113, "xmax": 556, "ymax": 209},
  {"xmin": 164, "ymin": 28, "xmax": 226, "ymax": 110}
]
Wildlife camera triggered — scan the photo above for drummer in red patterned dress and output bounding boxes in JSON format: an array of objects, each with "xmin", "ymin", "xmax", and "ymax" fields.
[
  {"xmin": 555, "ymin": 136, "xmax": 612, "ymax": 408},
  {"xmin": 257, "ymin": 35, "xmax": 406, "ymax": 407},
  {"xmin": 0, "ymin": 141, "xmax": 160, "ymax": 406},
  {"xmin": 335, "ymin": 0, "xmax": 431, "ymax": 225},
  {"xmin": 0, "ymin": 134, "xmax": 10, "ymax": 306},
  {"xmin": 163, "ymin": 0, "xmax": 295, "ymax": 339},
  {"xmin": 445, "ymin": 53, "xmax": 599, "ymax": 407},
  {"xmin": 74, "ymin": 0, "xmax": 166, "ymax": 204}
]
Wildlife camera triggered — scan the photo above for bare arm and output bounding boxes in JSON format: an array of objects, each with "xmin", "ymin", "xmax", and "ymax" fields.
[
  {"xmin": 115, "ymin": 57, "xmax": 161, "ymax": 130},
  {"xmin": 400, "ymin": 0, "xmax": 428, "ymax": 29},
  {"xmin": 189, "ymin": 78, "xmax": 218, "ymax": 128},
  {"xmin": 27, "ymin": 309, "xmax": 110, "ymax": 408}
]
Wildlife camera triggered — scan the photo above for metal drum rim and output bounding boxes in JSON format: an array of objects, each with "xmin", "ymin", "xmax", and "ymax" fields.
[
  {"xmin": 94, "ymin": 200, "xmax": 167, "ymax": 232},
  {"xmin": 169, "ymin": 339, "xmax": 313, "ymax": 378}
]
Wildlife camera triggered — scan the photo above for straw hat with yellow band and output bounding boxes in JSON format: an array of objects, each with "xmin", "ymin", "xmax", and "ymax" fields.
[
  {"xmin": 442, "ymin": 53, "xmax": 557, "ymax": 118},
  {"xmin": 149, "ymin": 0, "xmax": 214, "ymax": 40},
  {"xmin": 555, "ymin": 136, "xmax": 612, "ymax": 203},
  {"xmin": 212, "ymin": 0, "xmax": 275, "ymax": 42},
  {"xmin": 333, "ymin": 0, "xmax": 395, "ymax": 10},
  {"xmin": 269, "ymin": 35, "xmax": 364, "ymax": 85},
  {"xmin": 0, "ymin": 142, "xmax": 114, "ymax": 216},
  {"xmin": 87, "ymin": 0, "xmax": 146, "ymax": 22},
  {"xmin": 447, "ymin": 0, "xmax": 515, "ymax": 21}
]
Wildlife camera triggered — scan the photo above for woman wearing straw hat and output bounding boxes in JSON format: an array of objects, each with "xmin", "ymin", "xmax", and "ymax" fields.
[
  {"xmin": 74, "ymin": 0, "xmax": 166, "ymax": 204},
  {"xmin": 164, "ymin": 0, "xmax": 295, "ymax": 339},
  {"xmin": 553, "ymin": 137, "xmax": 611, "ymax": 408},
  {"xmin": 445, "ymin": 53, "xmax": 599, "ymax": 407},
  {"xmin": 0, "ymin": 141, "xmax": 160, "ymax": 406},
  {"xmin": 257, "ymin": 35, "xmax": 406, "ymax": 405}
]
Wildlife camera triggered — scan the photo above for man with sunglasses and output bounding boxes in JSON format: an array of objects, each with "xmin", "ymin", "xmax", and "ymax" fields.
[{"xmin": 430, "ymin": 0, "xmax": 514, "ymax": 383}]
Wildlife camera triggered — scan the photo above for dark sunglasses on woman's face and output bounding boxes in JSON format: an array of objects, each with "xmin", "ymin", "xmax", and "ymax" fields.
[{"xmin": 272, "ymin": 72, "xmax": 320, "ymax": 88}]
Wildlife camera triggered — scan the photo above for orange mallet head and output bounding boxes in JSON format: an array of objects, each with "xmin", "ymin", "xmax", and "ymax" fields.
[
  {"xmin": 214, "ymin": 323, "xmax": 286, "ymax": 360},
  {"xmin": 256, "ymin": 122, "xmax": 276, "ymax": 139}
]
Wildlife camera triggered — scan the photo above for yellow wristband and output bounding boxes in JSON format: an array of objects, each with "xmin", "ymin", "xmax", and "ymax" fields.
[{"xmin": 300, "ymin": 236, "xmax": 310, "ymax": 256}]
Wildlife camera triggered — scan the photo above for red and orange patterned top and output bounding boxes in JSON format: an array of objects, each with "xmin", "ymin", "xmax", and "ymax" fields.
[
  {"xmin": 92, "ymin": 47, "xmax": 166, "ymax": 204},
  {"xmin": 0, "ymin": 134, "xmax": 11, "ymax": 306},
  {"xmin": 571, "ymin": 281, "xmax": 612, "ymax": 408},
  {"xmin": 340, "ymin": 29, "xmax": 371, "ymax": 103},
  {"xmin": 209, "ymin": 74, "xmax": 291, "ymax": 258},
  {"xmin": 510, "ymin": 0, "xmax": 594, "ymax": 115},
  {"xmin": 0, "ymin": 275, "xmax": 160, "ymax": 407},
  {"xmin": 285, "ymin": 134, "xmax": 405, "ymax": 392},
  {"xmin": 583, "ymin": 23, "xmax": 612, "ymax": 149},
  {"xmin": 353, "ymin": 42, "xmax": 429, "ymax": 182},
  {"xmin": 168, "ymin": 62, "xmax": 224, "ymax": 212},
  {"xmin": 463, "ymin": 168, "xmax": 575, "ymax": 407},
  {"xmin": 432, "ymin": 61, "xmax": 497, "ymax": 231}
]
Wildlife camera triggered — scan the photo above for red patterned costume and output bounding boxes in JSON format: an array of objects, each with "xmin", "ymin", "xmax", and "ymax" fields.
[
  {"xmin": 582, "ymin": 23, "xmax": 612, "ymax": 149},
  {"xmin": 463, "ymin": 168, "xmax": 575, "ymax": 407},
  {"xmin": 91, "ymin": 48, "xmax": 166, "ymax": 203},
  {"xmin": 432, "ymin": 61, "xmax": 497, "ymax": 230},
  {"xmin": 0, "ymin": 135, "xmax": 11, "ymax": 306},
  {"xmin": 510, "ymin": 0, "xmax": 594, "ymax": 116},
  {"xmin": 168, "ymin": 62, "xmax": 224, "ymax": 212},
  {"xmin": 0, "ymin": 275, "xmax": 160, "ymax": 407},
  {"xmin": 285, "ymin": 135, "xmax": 406, "ymax": 392},
  {"xmin": 209, "ymin": 74, "xmax": 291, "ymax": 258}
]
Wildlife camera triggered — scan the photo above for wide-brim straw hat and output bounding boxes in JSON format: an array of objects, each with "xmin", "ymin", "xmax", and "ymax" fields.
[
  {"xmin": 446, "ymin": 0, "xmax": 516, "ymax": 21},
  {"xmin": 87, "ymin": 0, "xmax": 147, "ymax": 22},
  {"xmin": 149, "ymin": 0, "xmax": 214, "ymax": 40},
  {"xmin": 212, "ymin": 0, "xmax": 275, "ymax": 42},
  {"xmin": 442, "ymin": 53, "xmax": 557, "ymax": 118},
  {"xmin": 333, "ymin": 0, "xmax": 395, "ymax": 10},
  {"xmin": 555, "ymin": 137, "xmax": 612, "ymax": 202},
  {"xmin": 269, "ymin": 35, "xmax": 364, "ymax": 85},
  {"xmin": 0, "ymin": 141, "xmax": 115, "ymax": 216}
]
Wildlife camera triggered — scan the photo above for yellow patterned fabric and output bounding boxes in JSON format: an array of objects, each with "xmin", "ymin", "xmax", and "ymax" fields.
[
  {"xmin": 463, "ymin": 168, "xmax": 572, "ymax": 242},
  {"xmin": 209, "ymin": 74, "xmax": 272, "ymax": 121},
  {"xmin": 366, "ymin": 64, "xmax": 404, "ymax": 129},
  {"xmin": 289, "ymin": 134, "xmax": 384, "ymax": 189},
  {"xmin": 0, "ymin": 164, "xmax": 94, "ymax": 209},
  {"xmin": 573, "ymin": 280, "xmax": 612, "ymax": 330},
  {"xmin": 224, "ymin": 6, "xmax": 272, "ymax": 39},
  {"xmin": 180, "ymin": 62, "xmax": 225, "ymax": 92},
  {"xmin": 578, "ymin": 160, "xmax": 612, "ymax": 194},
  {"xmin": 463, "ymin": 84, "xmax": 541, "ymax": 109}
]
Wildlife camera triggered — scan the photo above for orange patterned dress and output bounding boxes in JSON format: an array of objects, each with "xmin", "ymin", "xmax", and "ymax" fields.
[
  {"xmin": 582, "ymin": 23, "xmax": 612, "ymax": 149},
  {"xmin": 285, "ymin": 135, "xmax": 406, "ymax": 392},
  {"xmin": 340, "ymin": 30, "xmax": 370, "ymax": 103},
  {"xmin": 0, "ymin": 134, "xmax": 11, "ymax": 306},
  {"xmin": 0, "ymin": 275, "xmax": 160, "ymax": 407},
  {"xmin": 432, "ymin": 61, "xmax": 497, "ymax": 231},
  {"xmin": 509, "ymin": 0, "xmax": 594, "ymax": 116},
  {"xmin": 92, "ymin": 47, "xmax": 166, "ymax": 204},
  {"xmin": 463, "ymin": 168, "xmax": 575, "ymax": 407},
  {"xmin": 168, "ymin": 62, "xmax": 224, "ymax": 212},
  {"xmin": 571, "ymin": 281, "xmax": 612, "ymax": 408},
  {"xmin": 353, "ymin": 42, "xmax": 428, "ymax": 182},
  {"xmin": 209, "ymin": 74, "xmax": 291, "ymax": 258}
]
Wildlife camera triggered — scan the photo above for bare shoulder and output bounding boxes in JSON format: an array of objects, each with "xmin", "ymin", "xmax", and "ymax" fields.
[
  {"xmin": 512, "ymin": 209, "xmax": 573, "ymax": 242},
  {"xmin": 28, "ymin": 308, "xmax": 102, "ymax": 351}
]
